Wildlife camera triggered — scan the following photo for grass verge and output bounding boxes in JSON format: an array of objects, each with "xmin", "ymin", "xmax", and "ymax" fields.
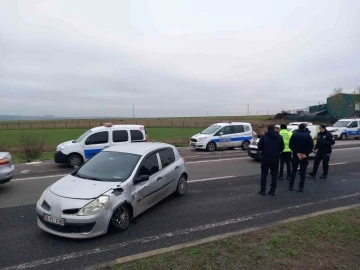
[
  {"xmin": 103, "ymin": 207, "xmax": 360, "ymax": 270},
  {"xmin": 0, "ymin": 127, "xmax": 203, "ymax": 152}
]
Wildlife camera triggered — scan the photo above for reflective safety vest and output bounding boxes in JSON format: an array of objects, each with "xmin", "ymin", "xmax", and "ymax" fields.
[{"xmin": 279, "ymin": 129, "xmax": 293, "ymax": 152}]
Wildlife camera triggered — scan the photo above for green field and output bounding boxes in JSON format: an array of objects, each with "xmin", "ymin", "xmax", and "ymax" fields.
[{"xmin": 0, "ymin": 127, "xmax": 204, "ymax": 151}]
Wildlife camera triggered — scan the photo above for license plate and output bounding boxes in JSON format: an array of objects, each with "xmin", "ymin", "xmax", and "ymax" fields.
[
  {"xmin": 191, "ymin": 143, "xmax": 196, "ymax": 146},
  {"xmin": 43, "ymin": 214, "xmax": 65, "ymax": 226},
  {"xmin": 250, "ymin": 150, "xmax": 257, "ymax": 154}
]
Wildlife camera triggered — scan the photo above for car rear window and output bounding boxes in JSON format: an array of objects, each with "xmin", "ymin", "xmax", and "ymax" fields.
[
  {"xmin": 130, "ymin": 130, "xmax": 145, "ymax": 141},
  {"xmin": 113, "ymin": 130, "xmax": 129, "ymax": 142},
  {"xmin": 233, "ymin": 125, "xmax": 244, "ymax": 133},
  {"xmin": 159, "ymin": 148, "xmax": 175, "ymax": 168}
]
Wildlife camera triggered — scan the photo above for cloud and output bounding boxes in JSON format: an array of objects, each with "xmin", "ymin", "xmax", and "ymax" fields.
[{"xmin": 0, "ymin": 0, "xmax": 359, "ymax": 117}]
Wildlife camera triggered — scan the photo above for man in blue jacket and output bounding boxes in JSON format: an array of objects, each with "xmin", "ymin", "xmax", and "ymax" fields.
[
  {"xmin": 288, "ymin": 123, "xmax": 314, "ymax": 192},
  {"xmin": 257, "ymin": 125, "xmax": 285, "ymax": 196}
]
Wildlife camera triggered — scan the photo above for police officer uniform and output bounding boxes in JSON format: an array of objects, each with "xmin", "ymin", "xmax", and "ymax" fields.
[
  {"xmin": 278, "ymin": 124, "xmax": 292, "ymax": 180},
  {"xmin": 308, "ymin": 124, "xmax": 335, "ymax": 179}
]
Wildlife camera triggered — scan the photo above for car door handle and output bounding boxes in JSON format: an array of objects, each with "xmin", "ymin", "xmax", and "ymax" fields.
[
  {"xmin": 157, "ymin": 176, "xmax": 162, "ymax": 181},
  {"xmin": 175, "ymin": 166, "xmax": 179, "ymax": 170}
]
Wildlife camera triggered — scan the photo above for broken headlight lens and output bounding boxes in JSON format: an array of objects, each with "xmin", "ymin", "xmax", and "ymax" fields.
[{"xmin": 77, "ymin": 195, "xmax": 110, "ymax": 216}]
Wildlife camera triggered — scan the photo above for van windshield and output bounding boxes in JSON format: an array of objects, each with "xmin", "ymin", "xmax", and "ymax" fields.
[
  {"xmin": 75, "ymin": 130, "xmax": 92, "ymax": 143},
  {"xmin": 333, "ymin": 121, "xmax": 351, "ymax": 128},
  {"xmin": 201, "ymin": 125, "xmax": 221, "ymax": 134}
]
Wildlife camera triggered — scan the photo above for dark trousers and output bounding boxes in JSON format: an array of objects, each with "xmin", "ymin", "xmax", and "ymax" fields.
[
  {"xmin": 289, "ymin": 155, "xmax": 309, "ymax": 189},
  {"xmin": 279, "ymin": 152, "xmax": 292, "ymax": 178},
  {"xmin": 312, "ymin": 151, "xmax": 330, "ymax": 176},
  {"xmin": 261, "ymin": 160, "xmax": 279, "ymax": 192}
]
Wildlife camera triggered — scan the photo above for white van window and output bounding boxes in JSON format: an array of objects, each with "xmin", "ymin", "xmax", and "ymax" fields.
[
  {"xmin": 233, "ymin": 125, "xmax": 244, "ymax": 133},
  {"xmin": 85, "ymin": 131, "xmax": 109, "ymax": 145},
  {"xmin": 75, "ymin": 130, "xmax": 92, "ymax": 143},
  {"xmin": 244, "ymin": 125, "xmax": 250, "ymax": 132},
  {"xmin": 130, "ymin": 130, "xmax": 144, "ymax": 141},
  {"xmin": 333, "ymin": 121, "xmax": 351, "ymax": 127},
  {"xmin": 113, "ymin": 130, "xmax": 129, "ymax": 143},
  {"xmin": 349, "ymin": 121, "xmax": 358, "ymax": 128},
  {"xmin": 201, "ymin": 125, "xmax": 221, "ymax": 135},
  {"xmin": 218, "ymin": 126, "xmax": 233, "ymax": 135}
]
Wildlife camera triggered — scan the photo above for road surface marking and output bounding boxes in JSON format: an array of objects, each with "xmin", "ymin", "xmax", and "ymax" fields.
[
  {"xmin": 187, "ymin": 157, "xmax": 250, "ymax": 164},
  {"xmin": 4, "ymin": 192, "xmax": 360, "ymax": 270},
  {"xmin": 333, "ymin": 147, "xmax": 360, "ymax": 151},
  {"xmin": 189, "ymin": 176, "xmax": 235, "ymax": 183}
]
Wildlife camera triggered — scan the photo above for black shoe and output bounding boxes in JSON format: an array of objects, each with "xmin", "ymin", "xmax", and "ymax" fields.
[
  {"xmin": 298, "ymin": 189, "xmax": 304, "ymax": 193},
  {"xmin": 288, "ymin": 187, "xmax": 294, "ymax": 191},
  {"xmin": 307, "ymin": 173, "xmax": 315, "ymax": 178},
  {"xmin": 320, "ymin": 175, "xmax": 327, "ymax": 179},
  {"xmin": 258, "ymin": 191, "xmax": 266, "ymax": 196},
  {"xmin": 268, "ymin": 190, "xmax": 275, "ymax": 196}
]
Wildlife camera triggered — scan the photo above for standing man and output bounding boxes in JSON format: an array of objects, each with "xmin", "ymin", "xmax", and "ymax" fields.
[
  {"xmin": 288, "ymin": 123, "xmax": 314, "ymax": 192},
  {"xmin": 257, "ymin": 125, "xmax": 285, "ymax": 196},
  {"xmin": 279, "ymin": 124, "xmax": 293, "ymax": 180},
  {"xmin": 275, "ymin": 125, "xmax": 281, "ymax": 133},
  {"xmin": 308, "ymin": 124, "xmax": 335, "ymax": 179}
]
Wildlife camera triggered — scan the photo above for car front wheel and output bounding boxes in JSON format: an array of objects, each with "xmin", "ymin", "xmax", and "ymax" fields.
[
  {"xmin": 109, "ymin": 204, "xmax": 131, "ymax": 232},
  {"xmin": 175, "ymin": 175, "xmax": 187, "ymax": 196},
  {"xmin": 67, "ymin": 154, "xmax": 83, "ymax": 168},
  {"xmin": 206, "ymin": 142, "xmax": 216, "ymax": 152}
]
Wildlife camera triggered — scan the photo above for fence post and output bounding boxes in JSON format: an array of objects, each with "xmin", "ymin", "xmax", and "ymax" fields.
[
  {"xmin": 30, "ymin": 123, "xmax": 32, "ymax": 129},
  {"xmin": 42, "ymin": 122, "xmax": 44, "ymax": 128},
  {"xmin": 54, "ymin": 121, "xmax": 55, "ymax": 128},
  {"xmin": 89, "ymin": 122, "xmax": 90, "ymax": 128},
  {"xmin": 183, "ymin": 121, "xmax": 185, "ymax": 128},
  {"xmin": 18, "ymin": 122, "xmax": 20, "ymax": 128}
]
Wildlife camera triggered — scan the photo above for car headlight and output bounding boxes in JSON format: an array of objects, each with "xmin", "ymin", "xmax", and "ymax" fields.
[
  {"xmin": 332, "ymin": 129, "xmax": 338, "ymax": 132},
  {"xmin": 198, "ymin": 137, "xmax": 206, "ymax": 141},
  {"xmin": 38, "ymin": 187, "xmax": 50, "ymax": 205},
  {"xmin": 77, "ymin": 195, "xmax": 110, "ymax": 216}
]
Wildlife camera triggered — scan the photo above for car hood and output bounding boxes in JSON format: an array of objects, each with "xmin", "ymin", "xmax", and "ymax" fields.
[
  {"xmin": 49, "ymin": 174, "xmax": 119, "ymax": 199},
  {"xmin": 0, "ymin": 152, "xmax": 11, "ymax": 159},
  {"xmin": 192, "ymin": 133, "xmax": 209, "ymax": 140}
]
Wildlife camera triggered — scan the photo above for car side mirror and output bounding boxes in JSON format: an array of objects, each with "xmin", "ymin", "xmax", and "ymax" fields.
[
  {"xmin": 219, "ymin": 132, "xmax": 224, "ymax": 136},
  {"xmin": 85, "ymin": 139, "xmax": 91, "ymax": 144},
  {"xmin": 134, "ymin": 175, "xmax": 149, "ymax": 184}
]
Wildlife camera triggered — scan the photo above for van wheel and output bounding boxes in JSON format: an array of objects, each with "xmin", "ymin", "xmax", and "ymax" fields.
[
  {"xmin": 241, "ymin": 140, "xmax": 250, "ymax": 150},
  {"xmin": 355, "ymin": 137, "xmax": 359, "ymax": 140},
  {"xmin": 340, "ymin": 133, "xmax": 347, "ymax": 141},
  {"xmin": 175, "ymin": 175, "xmax": 187, "ymax": 197},
  {"xmin": 206, "ymin": 142, "xmax": 216, "ymax": 152},
  {"xmin": 67, "ymin": 154, "xmax": 83, "ymax": 168},
  {"xmin": 109, "ymin": 204, "xmax": 131, "ymax": 232}
]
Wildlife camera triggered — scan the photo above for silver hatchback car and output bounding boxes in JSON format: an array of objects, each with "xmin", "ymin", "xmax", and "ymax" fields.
[
  {"xmin": 36, "ymin": 142, "xmax": 188, "ymax": 239},
  {"xmin": 0, "ymin": 152, "xmax": 15, "ymax": 184}
]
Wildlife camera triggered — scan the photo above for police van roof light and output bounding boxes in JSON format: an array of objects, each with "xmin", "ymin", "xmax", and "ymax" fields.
[{"xmin": 104, "ymin": 123, "xmax": 113, "ymax": 127}]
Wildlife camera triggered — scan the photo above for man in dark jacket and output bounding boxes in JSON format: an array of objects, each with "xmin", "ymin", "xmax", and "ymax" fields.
[
  {"xmin": 257, "ymin": 125, "xmax": 285, "ymax": 196},
  {"xmin": 289, "ymin": 123, "xmax": 314, "ymax": 192},
  {"xmin": 308, "ymin": 124, "xmax": 335, "ymax": 179}
]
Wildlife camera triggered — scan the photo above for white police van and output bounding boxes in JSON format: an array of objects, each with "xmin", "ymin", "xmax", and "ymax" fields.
[
  {"xmin": 54, "ymin": 123, "xmax": 148, "ymax": 168},
  {"xmin": 190, "ymin": 122, "xmax": 253, "ymax": 151},
  {"xmin": 327, "ymin": 118, "xmax": 360, "ymax": 140}
]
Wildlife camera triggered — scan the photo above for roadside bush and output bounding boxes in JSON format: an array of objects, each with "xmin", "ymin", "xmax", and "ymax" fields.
[{"xmin": 17, "ymin": 134, "xmax": 45, "ymax": 161}]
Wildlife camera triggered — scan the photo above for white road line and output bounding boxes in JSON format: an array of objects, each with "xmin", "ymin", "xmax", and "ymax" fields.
[
  {"xmin": 12, "ymin": 175, "xmax": 67, "ymax": 181},
  {"xmin": 189, "ymin": 176, "xmax": 235, "ymax": 183},
  {"xmin": 187, "ymin": 157, "xmax": 250, "ymax": 164},
  {"xmin": 333, "ymin": 147, "xmax": 360, "ymax": 151},
  {"xmin": 4, "ymin": 192, "xmax": 360, "ymax": 270},
  {"xmin": 329, "ymin": 162, "xmax": 347, "ymax": 166}
]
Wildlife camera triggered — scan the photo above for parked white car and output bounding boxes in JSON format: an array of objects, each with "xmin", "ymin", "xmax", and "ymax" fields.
[
  {"xmin": 0, "ymin": 152, "xmax": 15, "ymax": 184},
  {"xmin": 54, "ymin": 123, "xmax": 148, "ymax": 168},
  {"xmin": 37, "ymin": 142, "xmax": 188, "ymax": 239},
  {"xmin": 327, "ymin": 118, "xmax": 360, "ymax": 140},
  {"xmin": 190, "ymin": 122, "xmax": 253, "ymax": 151}
]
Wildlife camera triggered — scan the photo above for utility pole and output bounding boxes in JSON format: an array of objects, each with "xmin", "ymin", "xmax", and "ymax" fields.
[
  {"xmin": 247, "ymin": 104, "xmax": 249, "ymax": 116},
  {"xmin": 133, "ymin": 105, "xmax": 135, "ymax": 119}
]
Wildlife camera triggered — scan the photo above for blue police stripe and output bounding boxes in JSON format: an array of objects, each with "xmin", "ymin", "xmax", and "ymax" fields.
[
  {"xmin": 212, "ymin": 136, "xmax": 253, "ymax": 143},
  {"xmin": 344, "ymin": 130, "xmax": 360, "ymax": 135},
  {"xmin": 84, "ymin": 149, "xmax": 103, "ymax": 159}
]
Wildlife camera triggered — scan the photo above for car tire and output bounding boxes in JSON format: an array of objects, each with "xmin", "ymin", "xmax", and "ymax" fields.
[
  {"xmin": 206, "ymin": 142, "xmax": 216, "ymax": 152},
  {"xmin": 355, "ymin": 137, "xmax": 359, "ymax": 140},
  {"xmin": 109, "ymin": 204, "xmax": 131, "ymax": 232},
  {"xmin": 340, "ymin": 133, "xmax": 347, "ymax": 141},
  {"xmin": 241, "ymin": 140, "xmax": 250, "ymax": 150},
  {"xmin": 175, "ymin": 175, "xmax": 187, "ymax": 197},
  {"xmin": 67, "ymin": 154, "xmax": 83, "ymax": 168}
]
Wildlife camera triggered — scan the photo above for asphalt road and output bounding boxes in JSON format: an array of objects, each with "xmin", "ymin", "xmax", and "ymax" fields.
[{"xmin": 1, "ymin": 143, "xmax": 360, "ymax": 269}]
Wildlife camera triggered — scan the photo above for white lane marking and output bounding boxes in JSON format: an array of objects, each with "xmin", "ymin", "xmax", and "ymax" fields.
[
  {"xmin": 25, "ymin": 161, "xmax": 43, "ymax": 165},
  {"xmin": 189, "ymin": 176, "xmax": 235, "ymax": 183},
  {"xmin": 20, "ymin": 170, "xmax": 30, "ymax": 174},
  {"xmin": 4, "ymin": 192, "xmax": 360, "ymax": 270},
  {"xmin": 12, "ymin": 175, "xmax": 67, "ymax": 181},
  {"xmin": 333, "ymin": 147, "xmax": 360, "ymax": 151},
  {"xmin": 187, "ymin": 157, "xmax": 250, "ymax": 164},
  {"xmin": 329, "ymin": 162, "xmax": 347, "ymax": 166}
]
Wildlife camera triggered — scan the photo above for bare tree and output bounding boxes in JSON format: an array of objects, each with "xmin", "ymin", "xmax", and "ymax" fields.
[
  {"xmin": 329, "ymin": 87, "xmax": 343, "ymax": 97},
  {"xmin": 17, "ymin": 134, "xmax": 45, "ymax": 162}
]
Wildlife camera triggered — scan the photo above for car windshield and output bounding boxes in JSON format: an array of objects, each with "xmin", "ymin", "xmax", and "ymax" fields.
[
  {"xmin": 75, "ymin": 151, "xmax": 141, "ymax": 182},
  {"xmin": 201, "ymin": 125, "xmax": 221, "ymax": 134},
  {"xmin": 332, "ymin": 121, "xmax": 351, "ymax": 127},
  {"xmin": 75, "ymin": 130, "xmax": 92, "ymax": 143}
]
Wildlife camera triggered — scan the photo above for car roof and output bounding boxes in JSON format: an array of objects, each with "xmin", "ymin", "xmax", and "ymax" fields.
[
  {"xmin": 104, "ymin": 142, "xmax": 174, "ymax": 155},
  {"xmin": 214, "ymin": 122, "xmax": 251, "ymax": 126},
  {"xmin": 91, "ymin": 124, "xmax": 145, "ymax": 132},
  {"xmin": 338, "ymin": 118, "xmax": 360, "ymax": 121}
]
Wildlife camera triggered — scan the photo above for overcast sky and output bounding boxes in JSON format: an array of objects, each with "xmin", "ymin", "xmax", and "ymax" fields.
[{"xmin": 1, "ymin": 0, "xmax": 359, "ymax": 117}]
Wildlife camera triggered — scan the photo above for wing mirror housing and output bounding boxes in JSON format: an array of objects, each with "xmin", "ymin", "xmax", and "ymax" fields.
[{"xmin": 134, "ymin": 175, "xmax": 149, "ymax": 184}]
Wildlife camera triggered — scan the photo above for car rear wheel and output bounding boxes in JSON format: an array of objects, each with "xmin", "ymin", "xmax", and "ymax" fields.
[
  {"xmin": 340, "ymin": 133, "xmax": 347, "ymax": 141},
  {"xmin": 67, "ymin": 154, "xmax": 83, "ymax": 168},
  {"xmin": 175, "ymin": 175, "xmax": 187, "ymax": 196},
  {"xmin": 241, "ymin": 140, "xmax": 250, "ymax": 150},
  {"xmin": 206, "ymin": 142, "xmax": 216, "ymax": 152},
  {"xmin": 109, "ymin": 204, "xmax": 131, "ymax": 232}
]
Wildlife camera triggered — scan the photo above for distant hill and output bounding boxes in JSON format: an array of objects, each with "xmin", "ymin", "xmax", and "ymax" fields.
[{"xmin": 0, "ymin": 115, "xmax": 121, "ymax": 121}]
